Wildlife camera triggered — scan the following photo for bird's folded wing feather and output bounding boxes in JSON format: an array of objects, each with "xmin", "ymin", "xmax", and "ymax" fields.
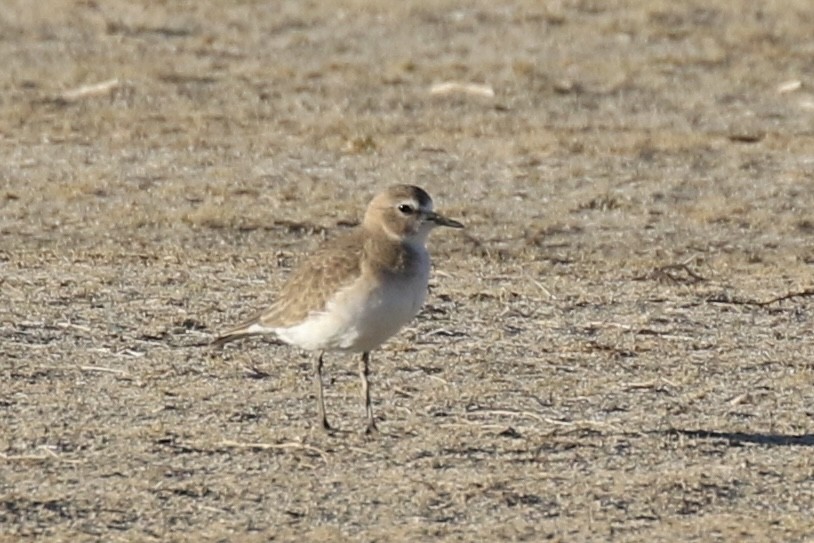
[{"xmin": 213, "ymin": 230, "xmax": 366, "ymax": 345}]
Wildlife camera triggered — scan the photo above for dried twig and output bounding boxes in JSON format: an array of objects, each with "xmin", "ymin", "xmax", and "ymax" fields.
[
  {"xmin": 1, "ymin": 453, "xmax": 54, "ymax": 461},
  {"xmin": 465, "ymin": 407, "xmax": 617, "ymax": 431},
  {"xmin": 217, "ymin": 440, "xmax": 329, "ymax": 462},
  {"xmin": 430, "ymin": 81, "xmax": 495, "ymax": 97},
  {"xmin": 56, "ymin": 78, "xmax": 120, "ymax": 104},
  {"xmin": 707, "ymin": 287, "xmax": 814, "ymax": 307},
  {"xmin": 79, "ymin": 365, "xmax": 128, "ymax": 375},
  {"xmin": 1, "ymin": 446, "xmax": 81, "ymax": 463},
  {"xmin": 637, "ymin": 263, "xmax": 705, "ymax": 284},
  {"xmin": 465, "ymin": 407, "xmax": 546, "ymax": 422},
  {"xmin": 754, "ymin": 287, "xmax": 814, "ymax": 306},
  {"xmin": 623, "ymin": 377, "xmax": 678, "ymax": 391},
  {"xmin": 56, "ymin": 321, "xmax": 92, "ymax": 333}
]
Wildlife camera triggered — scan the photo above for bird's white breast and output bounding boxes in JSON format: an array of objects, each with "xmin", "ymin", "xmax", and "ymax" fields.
[{"xmin": 274, "ymin": 247, "xmax": 430, "ymax": 352}]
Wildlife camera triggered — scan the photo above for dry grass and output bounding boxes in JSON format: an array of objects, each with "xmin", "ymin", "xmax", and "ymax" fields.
[{"xmin": 2, "ymin": 0, "xmax": 814, "ymax": 541}]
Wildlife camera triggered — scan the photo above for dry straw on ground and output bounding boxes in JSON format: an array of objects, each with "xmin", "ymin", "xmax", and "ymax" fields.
[{"xmin": 2, "ymin": 0, "xmax": 813, "ymax": 541}]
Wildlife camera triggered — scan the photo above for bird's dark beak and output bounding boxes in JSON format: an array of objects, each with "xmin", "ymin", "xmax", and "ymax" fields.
[{"xmin": 425, "ymin": 211, "xmax": 464, "ymax": 229}]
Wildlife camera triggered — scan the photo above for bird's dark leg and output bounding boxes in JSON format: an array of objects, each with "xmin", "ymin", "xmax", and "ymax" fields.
[
  {"xmin": 360, "ymin": 351, "xmax": 377, "ymax": 434},
  {"xmin": 314, "ymin": 351, "xmax": 331, "ymax": 431}
]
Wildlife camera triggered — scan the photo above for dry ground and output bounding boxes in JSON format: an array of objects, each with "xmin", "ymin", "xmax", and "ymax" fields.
[{"xmin": 2, "ymin": 0, "xmax": 814, "ymax": 541}]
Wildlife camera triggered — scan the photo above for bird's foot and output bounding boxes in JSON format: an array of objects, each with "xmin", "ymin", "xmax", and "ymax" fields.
[{"xmin": 364, "ymin": 420, "xmax": 379, "ymax": 435}]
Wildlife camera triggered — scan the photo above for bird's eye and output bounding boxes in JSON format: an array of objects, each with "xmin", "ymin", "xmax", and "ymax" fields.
[{"xmin": 398, "ymin": 204, "xmax": 414, "ymax": 215}]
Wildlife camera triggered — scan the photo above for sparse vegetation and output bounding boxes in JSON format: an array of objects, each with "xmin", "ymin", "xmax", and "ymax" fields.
[{"xmin": 2, "ymin": 0, "xmax": 813, "ymax": 541}]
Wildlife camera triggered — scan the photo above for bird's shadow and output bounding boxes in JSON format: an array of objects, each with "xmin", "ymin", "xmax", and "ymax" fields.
[{"xmin": 662, "ymin": 428, "xmax": 814, "ymax": 447}]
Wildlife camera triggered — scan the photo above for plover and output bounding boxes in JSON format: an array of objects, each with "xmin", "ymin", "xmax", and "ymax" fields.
[{"xmin": 213, "ymin": 185, "xmax": 463, "ymax": 433}]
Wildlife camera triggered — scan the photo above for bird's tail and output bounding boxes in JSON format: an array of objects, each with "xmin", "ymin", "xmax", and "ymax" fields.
[{"xmin": 211, "ymin": 320, "xmax": 264, "ymax": 348}]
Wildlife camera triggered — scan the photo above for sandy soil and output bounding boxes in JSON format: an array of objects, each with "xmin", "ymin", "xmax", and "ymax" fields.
[{"xmin": 2, "ymin": 0, "xmax": 814, "ymax": 541}]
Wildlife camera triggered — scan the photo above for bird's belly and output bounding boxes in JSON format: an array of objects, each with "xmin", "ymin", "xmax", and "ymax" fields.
[
  {"xmin": 350, "ymin": 276, "xmax": 427, "ymax": 351},
  {"xmin": 275, "ymin": 271, "xmax": 427, "ymax": 352}
]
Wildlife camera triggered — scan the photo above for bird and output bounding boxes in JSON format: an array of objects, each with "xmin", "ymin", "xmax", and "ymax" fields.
[{"xmin": 213, "ymin": 185, "xmax": 463, "ymax": 433}]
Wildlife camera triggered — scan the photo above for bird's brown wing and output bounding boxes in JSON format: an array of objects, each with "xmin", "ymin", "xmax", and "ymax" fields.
[{"xmin": 212, "ymin": 229, "xmax": 366, "ymax": 347}]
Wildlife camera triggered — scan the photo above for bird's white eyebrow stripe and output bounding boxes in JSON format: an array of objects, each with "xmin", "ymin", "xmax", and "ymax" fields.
[
  {"xmin": 398, "ymin": 198, "xmax": 432, "ymax": 212},
  {"xmin": 411, "ymin": 198, "xmax": 435, "ymax": 211}
]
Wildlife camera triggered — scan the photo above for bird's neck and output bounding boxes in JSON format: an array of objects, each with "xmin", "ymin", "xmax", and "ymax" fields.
[{"xmin": 363, "ymin": 228, "xmax": 426, "ymax": 275}]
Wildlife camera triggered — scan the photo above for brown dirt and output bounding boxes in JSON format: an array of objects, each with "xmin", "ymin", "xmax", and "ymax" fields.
[{"xmin": 2, "ymin": 1, "xmax": 814, "ymax": 541}]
